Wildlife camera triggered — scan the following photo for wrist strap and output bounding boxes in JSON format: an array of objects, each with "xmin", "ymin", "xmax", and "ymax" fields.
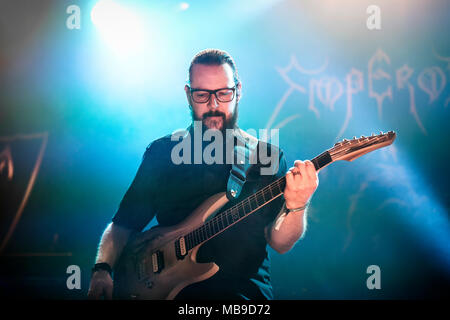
[
  {"xmin": 285, "ymin": 201, "xmax": 310, "ymax": 214},
  {"xmin": 92, "ymin": 262, "xmax": 112, "ymax": 275}
]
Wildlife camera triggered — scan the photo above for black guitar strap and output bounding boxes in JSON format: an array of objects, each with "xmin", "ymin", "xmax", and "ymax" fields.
[{"xmin": 226, "ymin": 129, "xmax": 258, "ymax": 201}]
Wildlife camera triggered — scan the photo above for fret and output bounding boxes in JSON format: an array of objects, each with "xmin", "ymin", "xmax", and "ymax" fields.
[
  {"xmin": 211, "ymin": 218, "xmax": 215, "ymax": 232},
  {"xmin": 186, "ymin": 233, "xmax": 191, "ymax": 250},
  {"xmin": 190, "ymin": 231, "xmax": 195, "ymax": 248},
  {"xmin": 254, "ymin": 194, "xmax": 262, "ymax": 207},
  {"xmin": 270, "ymin": 183, "xmax": 278, "ymax": 196},
  {"xmin": 193, "ymin": 230, "xmax": 199, "ymax": 247},
  {"xmin": 260, "ymin": 189, "xmax": 266, "ymax": 203},
  {"xmin": 219, "ymin": 215, "xmax": 224, "ymax": 230},
  {"xmin": 225, "ymin": 210, "xmax": 230, "ymax": 227},
  {"xmin": 265, "ymin": 187, "xmax": 272, "ymax": 201},
  {"xmin": 215, "ymin": 217, "xmax": 220, "ymax": 232},
  {"xmin": 236, "ymin": 207, "xmax": 245, "ymax": 222},
  {"xmin": 214, "ymin": 217, "xmax": 220, "ymax": 232},
  {"xmin": 276, "ymin": 177, "xmax": 284, "ymax": 195},
  {"xmin": 190, "ymin": 233, "xmax": 195, "ymax": 249},
  {"xmin": 276, "ymin": 181, "xmax": 283, "ymax": 194},
  {"xmin": 268, "ymin": 184, "xmax": 274, "ymax": 198},
  {"xmin": 249, "ymin": 197, "xmax": 258, "ymax": 211},
  {"xmin": 200, "ymin": 227, "xmax": 204, "ymax": 244},
  {"xmin": 219, "ymin": 214, "xmax": 225, "ymax": 230},
  {"xmin": 184, "ymin": 233, "xmax": 189, "ymax": 250},
  {"xmin": 237, "ymin": 204, "xmax": 245, "ymax": 218},
  {"xmin": 231, "ymin": 207, "xmax": 239, "ymax": 222},
  {"xmin": 225, "ymin": 212, "xmax": 230, "ymax": 228},
  {"xmin": 245, "ymin": 199, "xmax": 252, "ymax": 213},
  {"xmin": 201, "ymin": 225, "xmax": 207, "ymax": 242},
  {"xmin": 209, "ymin": 223, "xmax": 214, "ymax": 239},
  {"xmin": 238, "ymin": 205, "xmax": 244, "ymax": 220},
  {"xmin": 208, "ymin": 223, "xmax": 213, "ymax": 239},
  {"xmin": 208, "ymin": 221, "xmax": 214, "ymax": 236}
]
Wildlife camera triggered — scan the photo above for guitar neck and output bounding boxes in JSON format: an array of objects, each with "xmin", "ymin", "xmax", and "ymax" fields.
[{"xmin": 183, "ymin": 150, "xmax": 333, "ymax": 251}]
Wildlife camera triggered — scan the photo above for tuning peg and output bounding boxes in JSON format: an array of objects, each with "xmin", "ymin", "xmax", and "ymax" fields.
[
  {"xmin": 353, "ymin": 136, "xmax": 357, "ymax": 139},
  {"xmin": 379, "ymin": 131, "xmax": 384, "ymax": 135}
]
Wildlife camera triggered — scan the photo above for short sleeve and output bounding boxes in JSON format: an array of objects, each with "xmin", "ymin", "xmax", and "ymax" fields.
[{"xmin": 111, "ymin": 142, "xmax": 159, "ymax": 231}]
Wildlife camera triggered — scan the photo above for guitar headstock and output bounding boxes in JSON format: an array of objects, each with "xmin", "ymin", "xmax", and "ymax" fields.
[{"xmin": 328, "ymin": 131, "xmax": 396, "ymax": 162}]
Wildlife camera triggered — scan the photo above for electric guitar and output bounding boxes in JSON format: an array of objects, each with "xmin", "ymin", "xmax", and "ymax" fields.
[{"xmin": 113, "ymin": 131, "xmax": 396, "ymax": 299}]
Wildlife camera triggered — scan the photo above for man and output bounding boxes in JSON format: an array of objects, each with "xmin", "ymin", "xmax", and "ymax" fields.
[{"xmin": 88, "ymin": 49, "xmax": 318, "ymax": 300}]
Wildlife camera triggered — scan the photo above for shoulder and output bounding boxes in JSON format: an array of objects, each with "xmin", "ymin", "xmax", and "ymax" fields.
[
  {"xmin": 234, "ymin": 127, "xmax": 284, "ymax": 157},
  {"xmin": 234, "ymin": 129, "xmax": 286, "ymax": 177},
  {"xmin": 144, "ymin": 128, "xmax": 189, "ymax": 154}
]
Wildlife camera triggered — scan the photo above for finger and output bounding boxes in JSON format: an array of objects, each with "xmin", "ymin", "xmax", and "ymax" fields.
[
  {"xmin": 294, "ymin": 160, "xmax": 304, "ymax": 170},
  {"xmin": 296, "ymin": 161, "xmax": 308, "ymax": 182},
  {"xmin": 286, "ymin": 170, "xmax": 295, "ymax": 188},
  {"xmin": 288, "ymin": 166, "xmax": 300, "ymax": 177},
  {"xmin": 290, "ymin": 166, "xmax": 303, "ymax": 184},
  {"xmin": 105, "ymin": 284, "xmax": 113, "ymax": 300},
  {"xmin": 88, "ymin": 286, "xmax": 100, "ymax": 300},
  {"xmin": 294, "ymin": 160, "xmax": 306, "ymax": 176},
  {"xmin": 304, "ymin": 160, "xmax": 317, "ymax": 181}
]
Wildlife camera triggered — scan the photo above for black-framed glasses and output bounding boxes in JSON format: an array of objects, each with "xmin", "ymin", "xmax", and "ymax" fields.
[{"xmin": 188, "ymin": 86, "xmax": 236, "ymax": 103}]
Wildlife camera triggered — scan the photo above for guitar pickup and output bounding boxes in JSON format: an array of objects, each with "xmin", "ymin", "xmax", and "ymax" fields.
[
  {"xmin": 174, "ymin": 236, "xmax": 187, "ymax": 260},
  {"xmin": 151, "ymin": 250, "xmax": 164, "ymax": 274}
]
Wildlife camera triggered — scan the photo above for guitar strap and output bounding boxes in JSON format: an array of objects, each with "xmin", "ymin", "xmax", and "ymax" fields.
[{"xmin": 226, "ymin": 129, "xmax": 258, "ymax": 201}]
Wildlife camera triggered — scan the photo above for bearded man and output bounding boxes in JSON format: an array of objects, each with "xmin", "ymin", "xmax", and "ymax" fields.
[{"xmin": 88, "ymin": 49, "xmax": 318, "ymax": 300}]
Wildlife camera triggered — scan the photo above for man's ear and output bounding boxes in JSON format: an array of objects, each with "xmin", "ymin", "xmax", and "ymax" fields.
[
  {"xmin": 185, "ymin": 85, "xmax": 192, "ymax": 109},
  {"xmin": 236, "ymin": 82, "xmax": 242, "ymax": 102}
]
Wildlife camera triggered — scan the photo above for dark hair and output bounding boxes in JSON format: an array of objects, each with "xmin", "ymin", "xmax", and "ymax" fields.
[{"xmin": 188, "ymin": 49, "xmax": 240, "ymax": 85}]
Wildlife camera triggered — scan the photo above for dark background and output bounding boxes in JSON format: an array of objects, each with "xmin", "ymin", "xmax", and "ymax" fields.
[{"xmin": 0, "ymin": 0, "xmax": 449, "ymax": 299}]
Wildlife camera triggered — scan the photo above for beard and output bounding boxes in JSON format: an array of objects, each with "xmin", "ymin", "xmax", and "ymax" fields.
[{"xmin": 190, "ymin": 103, "xmax": 239, "ymax": 134}]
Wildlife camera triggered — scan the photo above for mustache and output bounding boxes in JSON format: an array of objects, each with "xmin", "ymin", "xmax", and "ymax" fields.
[{"xmin": 202, "ymin": 111, "xmax": 226, "ymax": 119}]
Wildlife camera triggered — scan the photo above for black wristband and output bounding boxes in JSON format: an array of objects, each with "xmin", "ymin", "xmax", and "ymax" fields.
[{"xmin": 92, "ymin": 262, "xmax": 112, "ymax": 275}]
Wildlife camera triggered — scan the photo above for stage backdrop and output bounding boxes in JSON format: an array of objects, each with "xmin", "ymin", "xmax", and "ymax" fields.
[{"xmin": 0, "ymin": 0, "xmax": 449, "ymax": 299}]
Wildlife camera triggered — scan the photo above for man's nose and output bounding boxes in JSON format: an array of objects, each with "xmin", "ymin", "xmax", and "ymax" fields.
[{"xmin": 207, "ymin": 93, "xmax": 219, "ymax": 109}]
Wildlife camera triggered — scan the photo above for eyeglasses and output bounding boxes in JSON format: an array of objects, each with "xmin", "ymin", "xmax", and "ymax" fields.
[{"xmin": 188, "ymin": 86, "xmax": 236, "ymax": 103}]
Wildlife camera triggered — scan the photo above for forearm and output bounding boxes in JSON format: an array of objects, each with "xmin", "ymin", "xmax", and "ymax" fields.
[
  {"xmin": 266, "ymin": 206, "xmax": 307, "ymax": 254},
  {"xmin": 95, "ymin": 222, "xmax": 132, "ymax": 268}
]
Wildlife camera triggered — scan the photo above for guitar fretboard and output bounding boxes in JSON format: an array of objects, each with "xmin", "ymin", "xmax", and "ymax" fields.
[{"xmin": 183, "ymin": 150, "xmax": 332, "ymax": 250}]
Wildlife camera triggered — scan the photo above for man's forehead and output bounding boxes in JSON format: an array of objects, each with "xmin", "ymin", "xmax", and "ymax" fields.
[{"xmin": 190, "ymin": 63, "xmax": 235, "ymax": 89}]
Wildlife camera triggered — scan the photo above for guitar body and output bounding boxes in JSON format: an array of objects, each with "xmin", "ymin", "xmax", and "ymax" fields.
[{"xmin": 113, "ymin": 192, "xmax": 229, "ymax": 300}]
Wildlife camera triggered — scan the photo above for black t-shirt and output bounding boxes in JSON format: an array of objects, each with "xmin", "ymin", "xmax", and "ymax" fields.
[{"xmin": 112, "ymin": 126, "xmax": 287, "ymax": 300}]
